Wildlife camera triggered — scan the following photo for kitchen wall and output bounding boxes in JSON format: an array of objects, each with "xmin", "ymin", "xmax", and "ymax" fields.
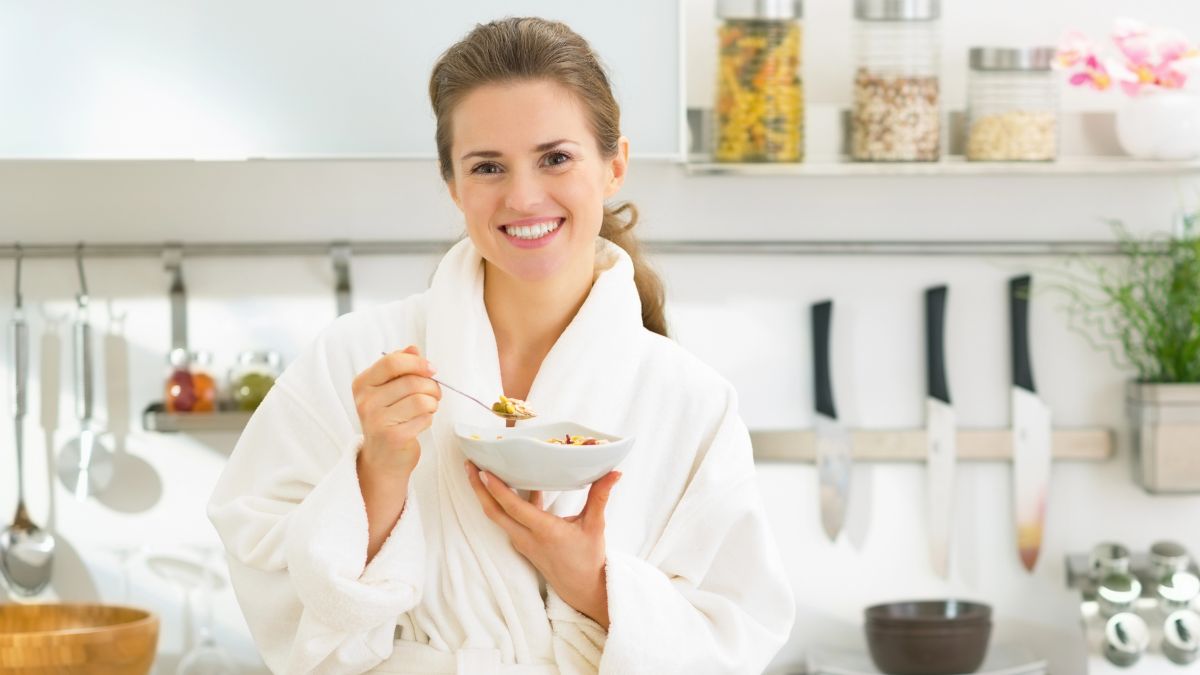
[{"xmin": 2, "ymin": 1, "xmax": 1200, "ymax": 674}]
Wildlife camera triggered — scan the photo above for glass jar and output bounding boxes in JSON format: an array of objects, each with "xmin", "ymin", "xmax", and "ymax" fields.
[
  {"xmin": 165, "ymin": 349, "xmax": 218, "ymax": 413},
  {"xmin": 966, "ymin": 47, "xmax": 1059, "ymax": 161},
  {"xmin": 851, "ymin": 0, "xmax": 941, "ymax": 162},
  {"xmin": 230, "ymin": 351, "xmax": 281, "ymax": 412},
  {"xmin": 714, "ymin": 0, "xmax": 804, "ymax": 163}
]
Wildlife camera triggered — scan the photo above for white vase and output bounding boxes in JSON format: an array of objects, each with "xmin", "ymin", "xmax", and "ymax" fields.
[{"xmin": 1115, "ymin": 89, "xmax": 1200, "ymax": 160}]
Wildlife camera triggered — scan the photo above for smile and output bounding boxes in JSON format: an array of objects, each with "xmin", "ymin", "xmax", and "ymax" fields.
[{"xmin": 502, "ymin": 218, "xmax": 564, "ymax": 240}]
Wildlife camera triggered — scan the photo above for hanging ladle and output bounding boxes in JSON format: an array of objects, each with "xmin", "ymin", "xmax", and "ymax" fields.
[
  {"xmin": 0, "ymin": 244, "xmax": 56, "ymax": 597},
  {"xmin": 58, "ymin": 244, "xmax": 114, "ymax": 500}
]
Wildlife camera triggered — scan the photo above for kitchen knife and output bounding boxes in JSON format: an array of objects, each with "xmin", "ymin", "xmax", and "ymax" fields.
[
  {"xmin": 1010, "ymin": 275, "xmax": 1052, "ymax": 572},
  {"xmin": 812, "ymin": 300, "xmax": 851, "ymax": 542},
  {"xmin": 925, "ymin": 286, "xmax": 956, "ymax": 578}
]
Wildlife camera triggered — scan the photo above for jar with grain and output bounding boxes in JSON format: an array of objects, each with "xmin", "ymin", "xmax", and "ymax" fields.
[
  {"xmin": 714, "ymin": 0, "xmax": 804, "ymax": 163},
  {"xmin": 966, "ymin": 47, "xmax": 1059, "ymax": 161},
  {"xmin": 851, "ymin": 0, "xmax": 941, "ymax": 162}
]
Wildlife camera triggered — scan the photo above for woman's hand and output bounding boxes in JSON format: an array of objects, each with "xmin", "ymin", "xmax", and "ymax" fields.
[
  {"xmin": 466, "ymin": 461, "xmax": 622, "ymax": 629},
  {"xmin": 353, "ymin": 345, "xmax": 440, "ymax": 478}
]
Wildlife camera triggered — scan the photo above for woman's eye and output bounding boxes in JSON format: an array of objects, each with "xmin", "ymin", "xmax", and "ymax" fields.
[
  {"xmin": 543, "ymin": 151, "xmax": 572, "ymax": 167},
  {"xmin": 471, "ymin": 162, "xmax": 502, "ymax": 175}
]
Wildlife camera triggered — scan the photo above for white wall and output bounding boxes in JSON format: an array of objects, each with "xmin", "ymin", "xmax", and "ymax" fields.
[{"xmin": 3, "ymin": 1, "xmax": 1200, "ymax": 674}]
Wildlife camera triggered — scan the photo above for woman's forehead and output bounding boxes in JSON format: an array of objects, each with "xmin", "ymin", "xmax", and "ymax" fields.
[{"xmin": 451, "ymin": 80, "xmax": 591, "ymax": 156}]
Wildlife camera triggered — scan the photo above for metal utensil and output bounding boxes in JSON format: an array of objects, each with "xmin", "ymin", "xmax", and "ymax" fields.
[
  {"xmin": 812, "ymin": 300, "xmax": 851, "ymax": 542},
  {"xmin": 39, "ymin": 309, "xmax": 61, "ymax": 529},
  {"xmin": 0, "ymin": 245, "xmax": 56, "ymax": 597},
  {"xmin": 58, "ymin": 245, "xmax": 113, "ymax": 500},
  {"xmin": 379, "ymin": 351, "xmax": 535, "ymax": 421},
  {"xmin": 1009, "ymin": 275, "xmax": 1052, "ymax": 572},
  {"xmin": 925, "ymin": 286, "xmax": 956, "ymax": 578}
]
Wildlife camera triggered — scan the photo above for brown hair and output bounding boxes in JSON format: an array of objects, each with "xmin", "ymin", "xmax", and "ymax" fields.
[{"xmin": 428, "ymin": 16, "xmax": 668, "ymax": 338}]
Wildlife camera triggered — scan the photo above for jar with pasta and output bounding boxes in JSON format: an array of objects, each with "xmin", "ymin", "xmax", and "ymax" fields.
[
  {"xmin": 851, "ymin": 0, "xmax": 941, "ymax": 162},
  {"xmin": 966, "ymin": 47, "xmax": 1059, "ymax": 162},
  {"xmin": 714, "ymin": 0, "xmax": 804, "ymax": 163}
]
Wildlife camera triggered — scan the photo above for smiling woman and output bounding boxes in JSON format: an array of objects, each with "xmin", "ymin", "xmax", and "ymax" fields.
[{"xmin": 209, "ymin": 16, "xmax": 794, "ymax": 675}]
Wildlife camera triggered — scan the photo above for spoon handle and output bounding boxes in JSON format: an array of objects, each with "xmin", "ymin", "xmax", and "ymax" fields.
[{"xmin": 429, "ymin": 377, "xmax": 493, "ymax": 413}]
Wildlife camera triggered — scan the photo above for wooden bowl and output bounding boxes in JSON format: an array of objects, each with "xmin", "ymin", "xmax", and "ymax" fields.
[{"xmin": 0, "ymin": 604, "xmax": 158, "ymax": 674}]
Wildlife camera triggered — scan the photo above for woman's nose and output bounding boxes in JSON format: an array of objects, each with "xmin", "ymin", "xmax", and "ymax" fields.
[{"xmin": 503, "ymin": 170, "xmax": 547, "ymax": 212}]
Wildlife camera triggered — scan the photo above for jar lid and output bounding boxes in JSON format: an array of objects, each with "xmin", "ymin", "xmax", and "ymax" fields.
[
  {"xmin": 969, "ymin": 47, "xmax": 1056, "ymax": 71},
  {"xmin": 1151, "ymin": 540, "xmax": 1192, "ymax": 572},
  {"xmin": 1105, "ymin": 613, "xmax": 1149, "ymax": 655},
  {"xmin": 237, "ymin": 350, "xmax": 282, "ymax": 368},
  {"xmin": 1158, "ymin": 572, "xmax": 1200, "ymax": 604},
  {"xmin": 717, "ymin": 0, "xmax": 802, "ymax": 20},
  {"xmin": 854, "ymin": 0, "xmax": 939, "ymax": 21},
  {"xmin": 1098, "ymin": 573, "xmax": 1143, "ymax": 604},
  {"xmin": 1164, "ymin": 610, "xmax": 1200, "ymax": 652}
]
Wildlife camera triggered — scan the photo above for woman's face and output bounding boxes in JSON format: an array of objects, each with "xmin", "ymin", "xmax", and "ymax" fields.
[{"xmin": 446, "ymin": 79, "xmax": 628, "ymax": 283}]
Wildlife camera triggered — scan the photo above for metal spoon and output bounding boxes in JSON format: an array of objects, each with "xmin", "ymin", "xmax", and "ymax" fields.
[
  {"xmin": 379, "ymin": 351, "xmax": 535, "ymax": 421},
  {"xmin": 0, "ymin": 245, "xmax": 56, "ymax": 597}
]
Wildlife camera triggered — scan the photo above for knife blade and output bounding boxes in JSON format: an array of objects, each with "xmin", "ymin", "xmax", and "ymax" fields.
[
  {"xmin": 1010, "ymin": 275, "xmax": 1052, "ymax": 572},
  {"xmin": 925, "ymin": 285, "xmax": 956, "ymax": 578},
  {"xmin": 812, "ymin": 300, "xmax": 851, "ymax": 542}
]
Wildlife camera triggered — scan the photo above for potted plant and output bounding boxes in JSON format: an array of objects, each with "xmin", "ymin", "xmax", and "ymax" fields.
[
  {"xmin": 1060, "ymin": 208, "xmax": 1200, "ymax": 492},
  {"xmin": 1056, "ymin": 19, "xmax": 1200, "ymax": 160}
]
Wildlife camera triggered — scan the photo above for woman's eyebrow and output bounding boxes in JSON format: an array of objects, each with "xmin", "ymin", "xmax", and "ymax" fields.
[{"xmin": 460, "ymin": 139, "xmax": 579, "ymax": 162}]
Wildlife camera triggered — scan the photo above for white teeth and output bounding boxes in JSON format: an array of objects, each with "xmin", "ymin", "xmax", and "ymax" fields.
[{"xmin": 504, "ymin": 219, "xmax": 561, "ymax": 240}]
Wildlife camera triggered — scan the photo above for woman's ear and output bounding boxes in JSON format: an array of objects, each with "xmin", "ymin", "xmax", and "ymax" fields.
[{"xmin": 604, "ymin": 136, "xmax": 630, "ymax": 199}]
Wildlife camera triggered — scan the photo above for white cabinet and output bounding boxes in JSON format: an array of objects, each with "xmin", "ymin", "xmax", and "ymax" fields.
[{"xmin": 0, "ymin": 1, "xmax": 680, "ymax": 159}]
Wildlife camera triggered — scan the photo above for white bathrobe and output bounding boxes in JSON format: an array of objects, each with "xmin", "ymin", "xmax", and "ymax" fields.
[{"xmin": 208, "ymin": 237, "xmax": 795, "ymax": 675}]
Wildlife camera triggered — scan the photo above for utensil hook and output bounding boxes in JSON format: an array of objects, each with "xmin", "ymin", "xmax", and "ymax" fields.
[
  {"xmin": 74, "ymin": 243, "xmax": 89, "ymax": 310},
  {"xmin": 13, "ymin": 242, "xmax": 22, "ymax": 313}
]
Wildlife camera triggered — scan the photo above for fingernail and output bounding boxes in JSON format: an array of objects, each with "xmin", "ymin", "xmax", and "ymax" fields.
[
  {"xmin": 479, "ymin": 471, "xmax": 490, "ymax": 487},
  {"xmin": 428, "ymin": 363, "xmax": 438, "ymax": 375}
]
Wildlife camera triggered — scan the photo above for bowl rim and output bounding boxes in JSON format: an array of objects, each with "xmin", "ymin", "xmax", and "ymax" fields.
[
  {"xmin": 454, "ymin": 420, "xmax": 627, "ymax": 446},
  {"xmin": 865, "ymin": 599, "xmax": 992, "ymax": 623},
  {"xmin": 0, "ymin": 603, "xmax": 158, "ymax": 639}
]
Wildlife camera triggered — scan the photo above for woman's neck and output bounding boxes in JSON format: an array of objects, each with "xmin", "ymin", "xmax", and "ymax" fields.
[{"xmin": 483, "ymin": 255, "xmax": 595, "ymax": 399}]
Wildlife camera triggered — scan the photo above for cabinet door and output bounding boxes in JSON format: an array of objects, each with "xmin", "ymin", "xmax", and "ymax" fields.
[{"xmin": 0, "ymin": 1, "xmax": 680, "ymax": 159}]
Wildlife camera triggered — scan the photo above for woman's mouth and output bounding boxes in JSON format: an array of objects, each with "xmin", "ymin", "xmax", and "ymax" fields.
[{"xmin": 500, "ymin": 218, "xmax": 564, "ymax": 249}]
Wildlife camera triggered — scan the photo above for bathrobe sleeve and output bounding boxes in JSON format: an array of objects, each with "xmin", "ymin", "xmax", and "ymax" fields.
[
  {"xmin": 597, "ymin": 381, "xmax": 796, "ymax": 675},
  {"xmin": 208, "ymin": 302, "xmax": 427, "ymax": 675}
]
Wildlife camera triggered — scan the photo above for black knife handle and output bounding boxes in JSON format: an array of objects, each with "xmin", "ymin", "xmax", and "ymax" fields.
[
  {"xmin": 812, "ymin": 300, "xmax": 836, "ymax": 419},
  {"xmin": 925, "ymin": 285, "xmax": 950, "ymax": 404},
  {"xmin": 1009, "ymin": 275, "xmax": 1036, "ymax": 392}
]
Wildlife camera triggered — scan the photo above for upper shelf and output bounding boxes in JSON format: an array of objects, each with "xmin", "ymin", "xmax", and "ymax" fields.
[{"xmin": 683, "ymin": 155, "xmax": 1200, "ymax": 177}]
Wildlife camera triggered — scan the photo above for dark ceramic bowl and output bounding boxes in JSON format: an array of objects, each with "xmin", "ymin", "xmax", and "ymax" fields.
[{"xmin": 864, "ymin": 600, "xmax": 992, "ymax": 675}]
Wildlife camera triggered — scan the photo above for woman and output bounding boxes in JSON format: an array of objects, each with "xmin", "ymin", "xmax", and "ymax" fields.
[{"xmin": 209, "ymin": 17, "xmax": 794, "ymax": 675}]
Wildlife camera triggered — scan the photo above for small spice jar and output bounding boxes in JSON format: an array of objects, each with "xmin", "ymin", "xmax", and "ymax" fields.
[
  {"xmin": 1157, "ymin": 571, "xmax": 1200, "ymax": 613},
  {"xmin": 714, "ymin": 0, "xmax": 804, "ymax": 162},
  {"xmin": 851, "ymin": 0, "xmax": 941, "ymax": 162},
  {"xmin": 1097, "ymin": 572, "xmax": 1143, "ymax": 618},
  {"xmin": 1089, "ymin": 542, "xmax": 1132, "ymax": 580},
  {"xmin": 1149, "ymin": 540, "xmax": 1192, "ymax": 581},
  {"xmin": 1163, "ymin": 610, "xmax": 1200, "ymax": 666},
  {"xmin": 164, "ymin": 349, "xmax": 218, "ymax": 413},
  {"xmin": 966, "ymin": 47, "xmax": 1059, "ymax": 162},
  {"xmin": 1103, "ymin": 613, "xmax": 1149, "ymax": 668},
  {"xmin": 230, "ymin": 351, "xmax": 281, "ymax": 412}
]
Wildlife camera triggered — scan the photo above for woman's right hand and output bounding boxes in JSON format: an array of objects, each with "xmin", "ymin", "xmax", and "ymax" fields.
[{"xmin": 352, "ymin": 345, "xmax": 440, "ymax": 478}]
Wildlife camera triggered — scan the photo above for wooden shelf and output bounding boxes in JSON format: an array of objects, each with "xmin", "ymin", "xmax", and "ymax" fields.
[
  {"xmin": 750, "ymin": 428, "xmax": 1114, "ymax": 462},
  {"xmin": 142, "ymin": 403, "xmax": 252, "ymax": 433},
  {"xmin": 684, "ymin": 156, "xmax": 1200, "ymax": 177}
]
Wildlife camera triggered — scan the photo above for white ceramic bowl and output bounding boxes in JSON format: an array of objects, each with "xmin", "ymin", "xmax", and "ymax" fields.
[{"xmin": 455, "ymin": 421, "xmax": 634, "ymax": 491}]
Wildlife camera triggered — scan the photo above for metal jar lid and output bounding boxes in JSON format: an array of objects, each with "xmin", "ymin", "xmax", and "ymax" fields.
[
  {"xmin": 1104, "ymin": 613, "xmax": 1149, "ymax": 667},
  {"xmin": 854, "ymin": 0, "xmax": 939, "ymax": 21},
  {"xmin": 1150, "ymin": 540, "xmax": 1192, "ymax": 578},
  {"xmin": 1158, "ymin": 571, "xmax": 1200, "ymax": 607},
  {"xmin": 969, "ymin": 47, "xmax": 1056, "ymax": 72},
  {"xmin": 1163, "ymin": 610, "xmax": 1200, "ymax": 665},
  {"xmin": 1090, "ymin": 542, "xmax": 1131, "ymax": 579},
  {"xmin": 717, "ymin": 0, "xmax": 802, "ymax": 20},
  {"xmin": 1098, "ymin": 572, "xmax": 1143, "ymax": 614}
]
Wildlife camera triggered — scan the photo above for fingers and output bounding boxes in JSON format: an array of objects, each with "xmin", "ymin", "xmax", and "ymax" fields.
[
  {"xmin": 528, "ymin": 490, "xmax": 544, "ymax": 511},
  {"xmin": 356, "ymin": 345, "xmax": 436, "ymax": 388},
  {"xmin": 581, "ymin": 471, "xmax": 622, "ymax": 534},
  {"xmin": 465, "ymin": 461, "xmax": 530, "ymax": 542},
  {"xmin": 372, "ymin": 374, "xmax": 442, "ymax": 408},
  {"xmin": 473, "ymin": 466, "xmax": 555, "ymax": 531}
]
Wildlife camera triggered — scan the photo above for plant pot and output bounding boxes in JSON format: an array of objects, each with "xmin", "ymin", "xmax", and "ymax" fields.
[
  {"xmin": 1127, "ymin": 382, "xmax": 1200, "ymax": 493},
  {"xmin": 1115, "ymin": 89, "xmax": 1200, "ymax": 160}
]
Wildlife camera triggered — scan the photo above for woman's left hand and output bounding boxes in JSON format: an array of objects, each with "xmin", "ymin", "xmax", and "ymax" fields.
[{"xmin": 465, "ymin": 461, "xmax": 621, "ymax": 629}]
